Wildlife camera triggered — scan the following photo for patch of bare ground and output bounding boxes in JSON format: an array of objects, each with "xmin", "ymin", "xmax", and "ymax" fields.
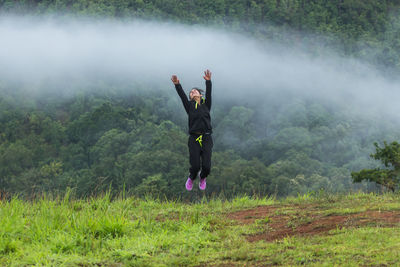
[
  {"xmin": 197, "ymin": 262, "xmax": 270, "ymax": 267},
  {"xmin": 227, "ymin": 206, "xmax": 400, "ymax": 242}
]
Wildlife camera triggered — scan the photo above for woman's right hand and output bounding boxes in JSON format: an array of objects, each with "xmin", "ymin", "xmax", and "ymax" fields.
[
  {"xmin": 171, "ymin": 75, "xmax": 180, "ymax": 85},
  {"xmin": 203, "ymin": 69, "xmax": 211, "ymax": 81}
]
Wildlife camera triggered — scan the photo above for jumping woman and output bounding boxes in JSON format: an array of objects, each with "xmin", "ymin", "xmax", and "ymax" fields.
[{"xmin": 171, "ymin": 70, "xmax": 213, "ymax": 191}]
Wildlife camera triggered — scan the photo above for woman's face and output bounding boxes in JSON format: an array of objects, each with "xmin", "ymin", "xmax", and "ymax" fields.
[{"xmin": 189, "ymin": 89, "xmax": 202, "ymax": 100}]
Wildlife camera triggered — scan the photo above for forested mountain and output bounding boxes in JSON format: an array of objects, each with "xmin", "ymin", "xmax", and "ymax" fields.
[{"xmin": 1, "ymin": 0, "xmax": 400, "ymax": 198}]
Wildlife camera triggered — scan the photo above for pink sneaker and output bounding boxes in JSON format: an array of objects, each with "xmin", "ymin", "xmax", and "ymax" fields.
[
  {"xmin": 185, "ymin": 177, "xmax": 193, "ymax": 191},
  {"xmin": 199, "ymin": 178, "xmax": 206, "ymax": 190}
]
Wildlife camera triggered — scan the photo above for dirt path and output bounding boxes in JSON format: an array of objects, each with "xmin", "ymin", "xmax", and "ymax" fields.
[{"xmin": 227, "ymin": 205, "xmax": 400, "ymax": 242}]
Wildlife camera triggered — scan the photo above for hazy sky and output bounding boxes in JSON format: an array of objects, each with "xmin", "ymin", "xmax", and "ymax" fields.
[{"xmin": 0, "ymin": 16, "xmax": 399, "ymax": 120}]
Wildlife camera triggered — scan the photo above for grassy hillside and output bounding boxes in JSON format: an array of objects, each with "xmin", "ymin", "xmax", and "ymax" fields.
[{"xmin": 1, "ymin": 192, "xmax": 400, "ymax": 266}]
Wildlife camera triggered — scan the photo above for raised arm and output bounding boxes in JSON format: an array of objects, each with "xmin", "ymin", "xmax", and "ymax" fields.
[
  {"xmin": 203, "ymin": 69, "xmax": 212, "ymax": 110},
  {"xmin": 171, "ymin": 75, "xmax": 189, "ymax": 114}
]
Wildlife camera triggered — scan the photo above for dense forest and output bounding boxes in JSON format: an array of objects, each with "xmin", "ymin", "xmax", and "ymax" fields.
[{"xmin": 1, "ymin": 0, "xmax": 400, "ymax": 198}]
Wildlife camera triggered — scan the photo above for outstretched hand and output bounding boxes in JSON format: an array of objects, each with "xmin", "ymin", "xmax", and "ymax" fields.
[
  {"xmin": 171, "ymin": 75, "xmax": 180, "ymax": 85},
  {"xmin": 203, "ymin": 69, "xmax": 212, "ymax": 81}
]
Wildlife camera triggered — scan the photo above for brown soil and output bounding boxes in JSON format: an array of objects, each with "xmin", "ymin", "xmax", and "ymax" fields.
[{"xmin": 227, "ymin": 205, "xmax": 400, "ymax": 242}]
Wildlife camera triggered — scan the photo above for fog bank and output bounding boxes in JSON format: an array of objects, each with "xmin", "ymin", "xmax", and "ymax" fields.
[{"xmin": 0, "ymin": 16, "xmax": 399, "ymax": 120}]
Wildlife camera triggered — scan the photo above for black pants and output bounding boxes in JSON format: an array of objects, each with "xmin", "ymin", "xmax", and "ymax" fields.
[{"xmin": 188, "ymin": 134, "xmax": 213, "ymax": 180}]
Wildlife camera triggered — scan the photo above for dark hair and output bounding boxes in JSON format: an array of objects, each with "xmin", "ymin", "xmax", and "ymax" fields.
[{"xmin": 191, "ymin": 87, "xmax": 204, "ymax": 94}]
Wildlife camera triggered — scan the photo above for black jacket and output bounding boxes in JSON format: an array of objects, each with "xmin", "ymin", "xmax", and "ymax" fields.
[{"xmin": 175, "ymin": 80, "xmax": 212, "ymax": 135}]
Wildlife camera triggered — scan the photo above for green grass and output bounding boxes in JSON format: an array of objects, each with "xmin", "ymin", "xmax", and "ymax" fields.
[{"xmin": 1, "ymin": 192, "xmax": 399, "ymax": 266}]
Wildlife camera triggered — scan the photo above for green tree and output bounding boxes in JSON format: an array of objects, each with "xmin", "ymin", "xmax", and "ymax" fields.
[
  {"xmin": 134, "ymin": 173, "xmax": 168, "ymax": 197},
  {"xmin": 351, "ymin": 141, "xmax": 400, "ymax": 191}
]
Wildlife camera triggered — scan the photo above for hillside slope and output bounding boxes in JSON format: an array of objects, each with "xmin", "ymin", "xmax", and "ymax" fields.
[{"xmin": 1, "ymin": 192, "xmax": 399, "ymax": 266}]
